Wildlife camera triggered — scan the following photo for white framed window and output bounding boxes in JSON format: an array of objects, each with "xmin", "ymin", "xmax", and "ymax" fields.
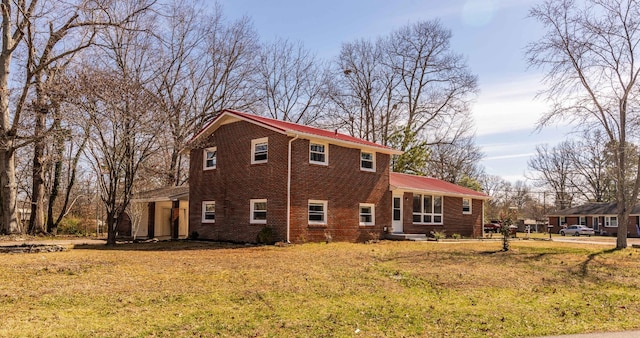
[
  {"xmin": 250, "ymin": 199, "xmax": 267, "ymax": 224},
  {"xmin": 579, "ymin": 216, "xmax": 586, "ymax": 226},
  {"xmin": 308, "ymin": 200, "xmax": 327, "ymax": 225},
  {"xmin": 560, "ymin": 216, "xmax": 566, "ymax": 226},
  {"xmin": 360, "ymin": 151, "xmax": 375, "ymax": 171},
  {"xmin": 203, "ymin": 147, "xmax": 217, "ymax": 170},
  {"xmin": 605, "ymin": 216, "xmax": 618, "ymax": 227},
  {"xmin": 251, "ymin": 137, "xmax": 268, "ymax": 164},
  {"xmin": 202, "ymin": 201, "xmax": 215, "ymax": 223},
  {"xmin": 412, "ymin": 194, "xmax": 443, "ymax": 224},
  {"xmin": 309, "ymin": 142, "xmax": 328, "ymax": 165},
  {"xmin": 462, "ymin": 198, "xmax": 471, "ymax": 214},
  {"xmin": 359, "ymin": 203, "xmax": 375, "ymax": 226}
]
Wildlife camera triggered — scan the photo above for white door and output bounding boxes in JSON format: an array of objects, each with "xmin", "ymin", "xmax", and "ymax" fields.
[{"xmin": 392, "ymin": 195, "xmax": 403, "ymax": 233}]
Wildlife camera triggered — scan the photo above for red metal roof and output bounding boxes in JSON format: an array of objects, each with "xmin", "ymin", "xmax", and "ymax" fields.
[
  {"xmin": 188, "ymin": 109, "xmax": 401, "ymax": 154},
  {"xmin": 390, "ymin": 172, "xmax": 489, "ymax": 199}
]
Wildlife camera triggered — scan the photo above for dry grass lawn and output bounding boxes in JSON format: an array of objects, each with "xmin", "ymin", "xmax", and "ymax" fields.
[{"xmin": 0, "ymin": 239, "xmax": 639, "ymax": 337}]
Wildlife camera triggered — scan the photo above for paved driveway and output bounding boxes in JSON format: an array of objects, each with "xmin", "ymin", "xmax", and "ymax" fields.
[{"xmin": 551, "ymin": 236, "xmax": 640, "ymax": 246}]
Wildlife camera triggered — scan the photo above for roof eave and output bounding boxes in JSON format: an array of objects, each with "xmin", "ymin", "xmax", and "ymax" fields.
[
  {"xmin": 286, "ymin": 131, "xmax": 402, "ymax": 155},
  {"xmin": 390, "ymin": 185, "xmax": 491, "ymax": 200}
]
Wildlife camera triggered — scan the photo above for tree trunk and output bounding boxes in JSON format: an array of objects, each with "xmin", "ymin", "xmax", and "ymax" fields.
[
  {"xmin": 28, "ymin": 110, "xmax": 47, "ymax": 235},
  {"xmin": 0, "ymin": 148, "xmax": 21, "ymax": 234}
]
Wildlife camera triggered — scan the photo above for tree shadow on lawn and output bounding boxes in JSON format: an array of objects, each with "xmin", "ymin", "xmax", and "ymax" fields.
[
  {"xmin": 578, "ymin": 248, "xmax": 618, "ymax": 277},
  {"xmin": 73, "ymin": 240, "xmax": 264, "ymax": 252}
]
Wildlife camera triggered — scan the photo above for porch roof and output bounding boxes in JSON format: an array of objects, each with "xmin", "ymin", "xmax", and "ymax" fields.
[
  {"xmin": 132, "ymin": 185, "xmax": 189, "ymax": 203},
  {"xmin": 389, "ymin": 172, "xmax": 490, "ymax": 199}
]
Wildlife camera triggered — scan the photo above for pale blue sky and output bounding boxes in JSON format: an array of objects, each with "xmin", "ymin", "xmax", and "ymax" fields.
[{"xmin": 218, "ymin": 0, "xmax": 571, "ymax": 182}]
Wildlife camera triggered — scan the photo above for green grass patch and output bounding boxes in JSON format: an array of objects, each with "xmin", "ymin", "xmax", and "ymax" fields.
[{"xmin": 0, "ymin": 240, "xmax": 639, "ymax": 337}]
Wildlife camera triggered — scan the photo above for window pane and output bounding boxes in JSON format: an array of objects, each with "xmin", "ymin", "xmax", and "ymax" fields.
[
  {"xmin": 361, "ymin": 152, "xmax": 373, "ymax": 169},
  {"xmin": 254, "ymin": 211, "xmax": 266, "ymax": 220},
  {"xmin": 413, "ymin": 214, "xmax": 421, "ymax": 222},
  {"xmin": 434, "ymin": 196, "xmax": 442, "ymax": 213},
  {"xmin": 309, "ymin": 203, "xmax": 325, "ymax": 222},
  {"xmin": 424, "ymin": 215, "xmax": 431, "ymax": 223},
  {"xmin": 424, "ymin": 195, "xmax": 432, "ymax": 213},
  {"xmin": 310, "ymin": 144, "xmax": 324, "ymax": 152},
  {"xmin": 462, "ymin": 198, "xmax": 470, "ymax": 212},
  {"xmin": 310, "ymin": 152, "xmax": 325, "ymax": 162},
  {"xmin": 204, "ymin": 202, "xmax": 215, "ymax": 220},
  {"xmin": 413, "ymin": 195, "xmax": 421, "ymax": 213},
  {"xmin": 393, "ymin": 209, "xmax": 401, "ymax": 221},
  {"xmin": 393, "ymin": 197, "xmax": 400, "ymax": 209},
  {"xmin": 434, "ymin": 215, "xmax": 442, "ymax": 223},
  {"xmin": 254, "ymin": 142, "xmax": 268, "ymax": 161}
]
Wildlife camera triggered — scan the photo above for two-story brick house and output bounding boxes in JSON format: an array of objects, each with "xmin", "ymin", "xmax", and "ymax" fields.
[{"xmin": 181, "ymin": 109, "xmax": 489, "ymax": 243}]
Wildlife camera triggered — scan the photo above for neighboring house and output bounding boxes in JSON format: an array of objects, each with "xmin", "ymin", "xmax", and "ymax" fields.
[
  {"xmin": 127, "ymin": 185, "xmax": 190, "ymax": 239},
  {"xmin": 181, "ymin": 109, "xmax": 489, "ymax": 243},
  {"xmin": 547, "ymin": 202, "xmax": 640, "ymax": 237}
]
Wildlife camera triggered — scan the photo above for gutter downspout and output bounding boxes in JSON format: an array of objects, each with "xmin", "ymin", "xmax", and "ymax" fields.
[{"xmin": 287, "ymin": 134, "xmax": 299, "ymax": 243}]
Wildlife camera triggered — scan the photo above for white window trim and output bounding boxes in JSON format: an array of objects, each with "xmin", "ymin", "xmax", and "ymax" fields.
[
  {"xmin": 203, "ymin": 147, "xmax": 217, "ymax": 170},
  {"xmin": 202, "ymin": 201, "xmax": 216, "ymax": 223},
  {"xmin": 308, "ymin": 200, "xmax": 328, "ymax": 225},
  {"xmin": 360, "ymin": 151, "xmax": 376, "ymax": 172},
  {"xmin": 412, "ymin": 194, "xmax": 443, "ymax": 225},
  {"xmin": 309, "ymin": 141, "xmax": 329, "ymax": 166},
  {"xmin": 462, "ymin": 198, "xmax": 472, "ymax": 214},
  {"xmin": 250, "ymin": 199, "xmax": 267, "ymax": 224},
  {"xmin": 251, "ymin": 137, "xmax": 268, "ymax": 164},
  {"xmin": 359, "ymin": 203, "xmax": 375, "ymax": 226},
  {"xmin": 605, "ymin": 216, "xmax": 618, "ymax": 227}
]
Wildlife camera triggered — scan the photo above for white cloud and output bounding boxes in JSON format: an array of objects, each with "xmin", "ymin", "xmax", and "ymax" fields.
[{"xmin": 472, "ymin": 73, "xmax": 548, "ymax": 136}]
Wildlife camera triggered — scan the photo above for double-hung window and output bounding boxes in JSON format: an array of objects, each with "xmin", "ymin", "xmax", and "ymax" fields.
[
  {"xmin": 308, "ymin": 200, "xmax": 327, "ymax": 225},
  {"xmin": 412, "ymin": 194, "xmax": 443, "ymax": 224},
  {"xmin": 359, "ymin": 203, "xmax": 375, "ymax": 226},
  {"xmin": 250, "ymin": 199, "xmax": 267, "ymax": 224},
  {"xmin": 202, "ymin": 201, "xmax": 215, "ymax": 223},
  {"xmin": 203, "ymin": 147, "xmax": 217, "ymax": 170},
  {"xmin": 309, "ymin": 142, "xmax": 328, "ymax": 165},
  {"xmin": 360, "ymin": 151, "xmax": 375, "ymax": 171},
  {"xmin": 462, "ymin": 198, "xmax": 471, "ymax": 214},
  {"xmin": 251, "ymin": 138, "xmax": 268, "ymax": 164},
  {"xmin": 605, "ymin": 216, "xmax": 618, "ymax": 227}
]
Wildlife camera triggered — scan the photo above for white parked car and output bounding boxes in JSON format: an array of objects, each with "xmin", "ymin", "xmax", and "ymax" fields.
[{"xmin": 559, "ymin": 225, "xmax": 595, "ymax": 237}]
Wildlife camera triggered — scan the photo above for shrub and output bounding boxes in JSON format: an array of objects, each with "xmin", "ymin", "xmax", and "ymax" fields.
[
  {"xmin": 256, "ymin": 227, "xmax": 275, "ymax": 245},
  {"xmin": 432, "ymin": 230, "xmax": 446, "ymax": 240},
  {"xmin": 58, "ymin": 216, "xmax": 84, "ymax": 235},
  {"xmin": 452, "ymin": 233, "xmax": 462, "ymax": 239}
]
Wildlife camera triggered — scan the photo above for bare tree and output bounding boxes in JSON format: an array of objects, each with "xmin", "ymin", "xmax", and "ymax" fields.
[
  {"xmin": 0, "ymin": 0, "xmax": 152, "ymax": 234},
  {"xmin": 528, "ymin": 142, "xmax": 574, "ymax": 209},
  {"xmin": 75, "ymin": 4, "xmax": 161, "ymax": 245},
  {"xmin": 385, "ymin": 20, "xmax": 478, "ymax": 171},
  {"xmin": 567, "ymin": 129, "xmax": 614, "ymax": 202},
  {"xmin": 425, "ymin": 136, "xmax": 484, "ymax": 184},
  {"xmin": 253, "ymin": 38, "xmax": 329, "ymax": 124},
  {"xmin": 527, "ymin": 0, "xmax": 640, "ymax": 248},
  {"xmin": 330, "ymin": 38, "xmax": 399, "ymax": 144}
]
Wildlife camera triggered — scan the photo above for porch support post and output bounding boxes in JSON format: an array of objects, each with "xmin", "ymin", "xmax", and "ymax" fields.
[{"xmin": 171, "ymin": 200, "xmax": 180, "ymax": 239}]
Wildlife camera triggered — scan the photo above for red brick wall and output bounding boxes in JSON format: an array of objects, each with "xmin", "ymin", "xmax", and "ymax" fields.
[
  {"xmin": 288, "ymin": 140, "xmax": 391, "ymax": 243},
  {"xmin": 401, "ymin": 193, "xmax": 483, "ymax": 238},
  {"xmin": 189, "ymin": 121, "xmax": 289, "ymax": 243},
  {"xmin": 189, "ymin": 120, "xmax": 392, "ymax": 243}
]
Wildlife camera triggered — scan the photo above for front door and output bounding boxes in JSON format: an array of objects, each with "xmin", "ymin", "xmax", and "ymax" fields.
[
  {"xmin": 392, "ymin": 195, "xmax": 403, "ymax": 233},
  {"xmin": 592, "ymin": 216, "xmax": 599, "ymax": 232}
]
